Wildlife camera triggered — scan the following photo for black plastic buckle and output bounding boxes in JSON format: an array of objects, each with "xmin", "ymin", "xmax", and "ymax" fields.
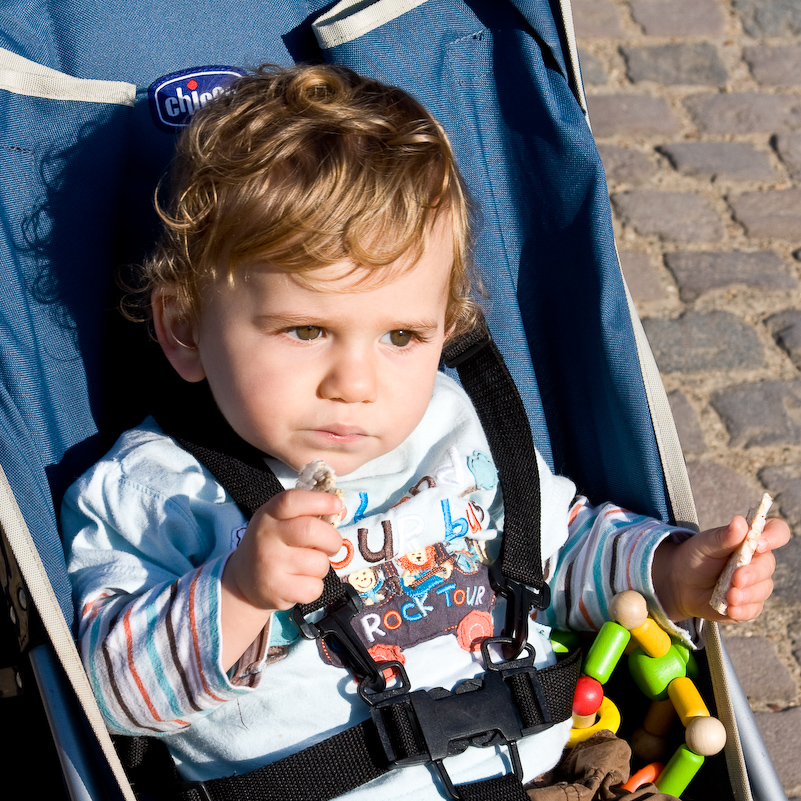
[
  {"xmin": 290, "ymin": 585, "xmax": 386, "ymax": 692},
  {"xmin": 490, "ymin": 564, "xmax": 550, "ymax": 659},
  {"xmin": 370, "ymin": 643, "xmax": 552, "ymax": 800}
]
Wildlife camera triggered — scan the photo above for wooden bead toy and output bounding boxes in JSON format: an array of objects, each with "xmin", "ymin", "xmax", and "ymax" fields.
[
  {"xmin": 608, "ymin": 589, "xmax": 648, "ymax": 630},
  {"xmin": 628, "ymin": 644, "xmax": 687, "ymax": 700},
  {"xmin": 567, "ymin": 696, "xmax": 621, "ymax": 746},
  {"xmin": 583, "ymin": 621, "xmax": 630, "ymax": 684},
  {"xmin": 655, "ymin": 744, "xmax": 705, "ymax": 797},
  {"xmin": 572, "ymin": 675, "xmax": 603, "ymax": 717},
  {"xmin": 629, "ymin": 617, "xmax": 671, "ymax": 658},
  {"xmin": 631, "ymin": 726, "xmax": 669, "ymax": 762},
  {"xmin": 620, "ymin": 762, "xmax": 664, "ymax": 793},
  {"xmin": 643, "ymin": 698, "xmax": 677, "ymax": 737},
  {"xmin": 562, "ymin": 591, "xmax": 727, "ymax": 798},
  {"xmin": 667, "ymin": 676, "xmax": 710, "ymax": 727},
  {"xmin": 572, "ymin": 712, "xmax": 597, "ymax": 729},
  {"xmin": 685, "ymin": 715, "xmax": 727, "ymax": 757}
]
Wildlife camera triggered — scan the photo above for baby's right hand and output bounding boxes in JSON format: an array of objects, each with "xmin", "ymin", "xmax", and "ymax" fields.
[{"xmin": 224, "ymin": 489, "xmax": 345, "ymax": 612}]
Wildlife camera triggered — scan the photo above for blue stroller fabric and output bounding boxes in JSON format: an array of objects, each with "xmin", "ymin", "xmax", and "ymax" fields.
[{"xmin": 0, "ymin": 0, "xmax": 668, "ymax": 633}]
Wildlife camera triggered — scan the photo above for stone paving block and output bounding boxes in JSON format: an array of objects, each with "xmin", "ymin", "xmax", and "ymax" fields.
[
  {"xmin": 629, "ymin": 0, "xmax": 725, "ymax": 36},
  {"xmin": 722, "ymin": 636, "xmax": 797, "ymax": 704},
  {"xmin": 587, "ymin": 95, "xmax": 680, "ymax": 138},
  {"xmin": 612, "ymin": 191, "xmax": 723, "ymax": 242},
  {"xmin": 643, "ymin": 311, "xmax": 764, "ymax": 373},
  {"xmin": 729, "ymin": 188, "xmax": 801, "ymax": 240},
  {"xmin": 754, "ymin": 706, "xmax": 801, "ymax": 792},
  {"xmin": 664, "ymin": 250, "xmax": 797, "ymax": 302},
  {"xmin": 773, "ymin": 133, "xmax": 801, "ymax": 181},
  {"xmin": 766, "ymin": 310, "xmax": 801, "ymax": 370},
  {"xmin": 571, "ymin": 0, "xmax": 625, "ymax": 38},
  {"xmin": 578, "ymin": 49, "xmax": 607, "ymax": 86},
  {"xmin": 770, "ymin": 535, "xmax": 801, "ymax": 603},
  {"xmin": 744, "ymin": 45, "xmax": 801, "ymax": 87},
  {"xmin": 734, "ymin": 0, "xmax": 801, "ymax": 38},
  {"xmin": 759, "ymin": 463, "xmax": 801, "ymax": 527},
  {"xmin": 668, "ymin": 390, "xmax": 706, "ymax": 454},
  {"xmin": 711, "ymin": 379, "xmax": 801, "ymax": 448},
  {"xmin": 622, "ymin": 43, "xmax": 727, "ymax": 86},
  {"xmin": 597, "ymin": 144, "xmax": 657, "ymax": 184},
  {"xmin": 686, "ymin": 461, "xmax": 762, "ymax": 530},
  {"xmin": 658, "ymin": 142, "xmax": 775, "ymax": 181},
  {"xmin": 684, "ymin": 92, "xmax": 801, "ymax": 135},
  {"xmin": 619, "ymin": 250, "xmax": 667, "ymax": 302}
]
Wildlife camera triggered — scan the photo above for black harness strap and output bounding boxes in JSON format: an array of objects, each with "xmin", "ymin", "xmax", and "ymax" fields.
[{"xmin": 138, "ymin": 315, "xmax": 580, "ymax": 801}]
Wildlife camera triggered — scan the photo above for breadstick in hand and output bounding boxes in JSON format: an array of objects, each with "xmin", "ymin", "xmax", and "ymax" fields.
[
  {"xmin": 709, "ymin": 492, "xmax": 773, "ymax": 615},
  {"xmin": 296, "ymin": 459, "xmax": 345, "ymax": 526}
]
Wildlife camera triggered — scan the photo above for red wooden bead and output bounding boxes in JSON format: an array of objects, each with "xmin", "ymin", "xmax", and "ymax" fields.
[{"xmin": 573, "ymin": 675, "xmax": 604, "ymax": 716}]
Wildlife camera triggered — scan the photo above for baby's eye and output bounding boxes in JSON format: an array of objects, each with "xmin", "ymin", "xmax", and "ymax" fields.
[
  {"xmin": 381, "ymin": 330, "xmax": 414, "ymax": 348},
  {"xmin": 289, "ymin": 325, "xmax": 324, "ymax": 341}
]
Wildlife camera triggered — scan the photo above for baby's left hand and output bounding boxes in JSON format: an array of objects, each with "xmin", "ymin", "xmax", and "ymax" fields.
[{"xmin": 653, "ymin": 515, "xmax": 790, "ymax": 623}]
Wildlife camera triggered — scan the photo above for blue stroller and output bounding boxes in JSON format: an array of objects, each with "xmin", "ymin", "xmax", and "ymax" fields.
[{"xmin": 0, "ymin": 1, "xmax": 785, "ymax": 799}]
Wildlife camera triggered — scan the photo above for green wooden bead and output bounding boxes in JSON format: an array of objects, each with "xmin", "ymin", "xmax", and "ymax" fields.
[
  {"xmin": 671, "ymin": 640, "xmax": 700, "ymax": 681},
  {"xmin": 655, "ymin": 744, "xmax": 705, "ymax": 796},
  {"xmin": 550, "ymin": 629, "xmax": 580, "ymax": 654},
  {"xmin": 628, "ymin": 644, "xmax": 687, "ymax": 700},
  {"xmin": 583, "ymin": 621, "xmax": 630, "ymax": 684}
]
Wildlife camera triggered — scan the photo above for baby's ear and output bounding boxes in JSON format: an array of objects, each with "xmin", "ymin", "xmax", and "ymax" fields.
[{"xmin": 152, "ymin": 287, "xmax": 206, "ymax": 383}]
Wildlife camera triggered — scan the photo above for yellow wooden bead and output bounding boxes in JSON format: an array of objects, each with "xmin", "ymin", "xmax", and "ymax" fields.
[
  {"xmin": 667, "ymin": 676, "xmax": 710, "ymax": 727},
  {"xmin": 608, "ymin": 590, "xmax": 648, "ymax": 630},
  {"xmin": 685, "ymin": 716, "xmax": 727, "ymax": 756},
  {"xmin": 568, "ymin": 696, "xmax": 621, "ymax": 747},
  {"xmin": 630, "ymin": 617, "xmax": 671, "ymax": 658},
  {"xmin": 644, "ymin": 698, "xmax": 677, "ymax": 736}
]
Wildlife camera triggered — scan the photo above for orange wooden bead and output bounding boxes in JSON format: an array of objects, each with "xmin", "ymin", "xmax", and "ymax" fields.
[{"xmin": 621, "ymin": 762, "xmax": 664, "ymax": 793}]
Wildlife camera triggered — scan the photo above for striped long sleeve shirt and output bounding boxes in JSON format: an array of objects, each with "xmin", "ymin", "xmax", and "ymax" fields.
[{"xmin": 62, "ymin": 375, "xmax": 693, "ymax": 789}]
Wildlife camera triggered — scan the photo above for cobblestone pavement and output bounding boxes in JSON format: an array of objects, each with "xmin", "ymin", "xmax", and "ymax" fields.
[{"xmin": 573, "ymin": 0, "xmax": 801, "ymax": 796}]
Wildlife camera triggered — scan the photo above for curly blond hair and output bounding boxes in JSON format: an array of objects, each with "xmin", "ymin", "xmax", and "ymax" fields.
[{"xmin": 132, "ymin": 63, "xmax": 481, "ymax": 338}]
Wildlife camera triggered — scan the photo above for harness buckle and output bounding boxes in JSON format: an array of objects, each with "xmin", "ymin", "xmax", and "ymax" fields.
[
  {"xmin": 291, "ymin": 584, "xmax": 386, "ymax": 692},
  {"xmin": 369, "ymin": 645, "xmax": 553, "ymax": 800},
  {"xmin": 490, "ymin": 563, "xmax": 550, "ymax": 659}
]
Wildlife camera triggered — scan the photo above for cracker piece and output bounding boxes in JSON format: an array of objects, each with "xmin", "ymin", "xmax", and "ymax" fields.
[
  {"xmin": 709, "ymin": 492, "xmax": 773, "ymax": 615},
  {"xmin": 296, "ymin": 459, "xmax": 344, "ymax": 526}
]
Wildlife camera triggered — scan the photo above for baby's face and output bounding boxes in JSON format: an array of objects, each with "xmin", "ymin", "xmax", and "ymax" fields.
[{"xmin": 185, "ymin": 217, "xmax": 453, "ymax": 475}]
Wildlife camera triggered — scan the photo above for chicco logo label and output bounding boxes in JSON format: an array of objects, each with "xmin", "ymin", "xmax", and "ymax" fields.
[{"xmin": 148, "ymin": 66, "xmax": 246, "ymax": 132}]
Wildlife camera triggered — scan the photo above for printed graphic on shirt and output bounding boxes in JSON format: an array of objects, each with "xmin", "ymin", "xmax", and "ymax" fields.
[
  {"xmin": 325, "ymin": 448, "xmax": 497, "ymax": 577},
  {"xmin": 317, "ymin": 537, "xmax": 495, "ymax": 670}
]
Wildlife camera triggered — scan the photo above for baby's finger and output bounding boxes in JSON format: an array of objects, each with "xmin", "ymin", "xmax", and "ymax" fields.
[
  {"xmin": 729, "ymin": 571, "xmax": 774, "ymax": 605},
  {"xmin": 724, "ymin": 598, "xmax": 767, "ymax": 623},
  {"xmin": 265, "ymin": 488, "xmax": 344, "ymax": 522},
  {"xmin": 756, "ymin": 518, "xmax": 791, "ymax": 554},
  {"xmin": 731, "ymin": 550, "xmax": 776, "ymax": 590}
]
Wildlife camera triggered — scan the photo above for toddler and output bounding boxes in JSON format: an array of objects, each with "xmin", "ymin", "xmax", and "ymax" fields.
[{"xmin": 62, "ymin": 64, "xmax": 788, "ymax": 800}]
